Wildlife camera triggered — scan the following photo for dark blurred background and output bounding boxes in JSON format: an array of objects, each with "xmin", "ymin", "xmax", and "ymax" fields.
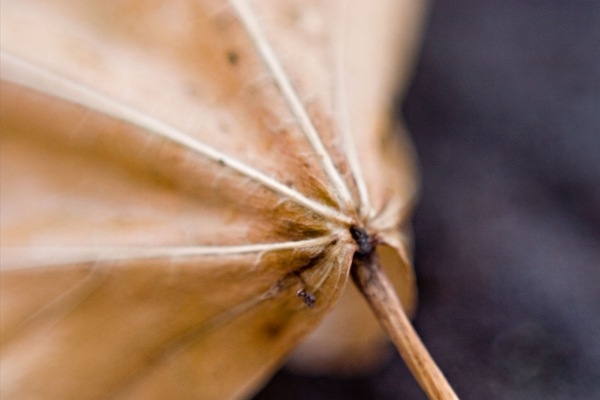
[{"xmin": 255, "ymin": 1, "xmax": 600, "ymax": 399}]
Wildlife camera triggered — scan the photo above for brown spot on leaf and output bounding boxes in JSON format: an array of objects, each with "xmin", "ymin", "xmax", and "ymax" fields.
[
  {"xmin": 226, "ymin": 50, "xmax": 239, "ymax": 66},
  {"xmin": 262, "ymin": 321, "xmax": 283, "ymax": 339}
]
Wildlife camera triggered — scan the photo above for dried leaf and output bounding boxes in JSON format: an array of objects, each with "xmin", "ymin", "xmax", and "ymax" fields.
[{"xmin": 1, "ymin": 1, "xmax": 455, "ymax": 399}]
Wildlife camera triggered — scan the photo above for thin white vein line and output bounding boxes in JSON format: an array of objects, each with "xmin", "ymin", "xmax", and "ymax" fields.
[
  {"xmin": 0, "ymin": 264, "xmax": 108, "ymax": 347},
  {"xmin": 0, "ymin": 51, "xmax": 352, "ymax": 226},
  {"xmin": 229, "ymin": 0, "xmax": 355, "ymax": 211},
  {"xmin": 333, "ymin": 0, "xmax": 372, "ymax": 219},
  {"xmin": 0, "ymin": 236, "xmax": 338, "ymax": 270}
]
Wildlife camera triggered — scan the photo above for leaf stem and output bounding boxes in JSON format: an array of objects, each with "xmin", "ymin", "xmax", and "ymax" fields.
[{"xmin": 351, "ymin": 255, "xmax": 459, "ymax": 400}]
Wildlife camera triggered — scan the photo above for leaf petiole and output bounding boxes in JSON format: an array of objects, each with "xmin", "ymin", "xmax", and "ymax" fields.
[{"xmin": 351, "ymin": 254, "xmax": 459, "ymax": 400}]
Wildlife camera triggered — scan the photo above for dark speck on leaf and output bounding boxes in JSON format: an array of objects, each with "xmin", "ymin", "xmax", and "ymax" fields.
[
  {"xmin": 263, "ymin": 322, "xmax": 283, "ymax": 339},
  {"xmin": 227, "ymin": 50, "xmax": 239, "ymax": 66},
  {"xmin": 297, "ymin": 288, "xmax": 316, "ymax": 308}
]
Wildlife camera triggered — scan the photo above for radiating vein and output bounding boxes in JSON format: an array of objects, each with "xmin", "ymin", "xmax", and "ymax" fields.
[
  {"xmin": 106, "ymin": 265, "xmax": 304, "ymax": 400},
  {"xmin": 0, "ymin": 235, "xmax": 338, "ymax": 270},
  {"xmin": 333, "ymin": 0, "xmax": 372, "ymax": 219},
  {"xmin": 230, "ymin": 0, "xmax": 355, "ymax": 212},
  {"xmin": 0, "ymin": 265, "xmax": 108, "ymax": 347},
  {"xmin": 0, "ymin": 51, "xmax": 353, "ymax": 226}
]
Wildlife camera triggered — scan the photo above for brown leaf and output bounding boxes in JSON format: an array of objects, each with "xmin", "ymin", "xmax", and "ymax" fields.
[{"xmin": 0, "ymin": 1, "xmax": 454, "ymax": 399}]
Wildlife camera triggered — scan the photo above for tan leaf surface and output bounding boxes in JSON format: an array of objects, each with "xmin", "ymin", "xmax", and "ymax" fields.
[{"xmin": 0, "ymin": 0, "xmax": 427, "ymax": 399}]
